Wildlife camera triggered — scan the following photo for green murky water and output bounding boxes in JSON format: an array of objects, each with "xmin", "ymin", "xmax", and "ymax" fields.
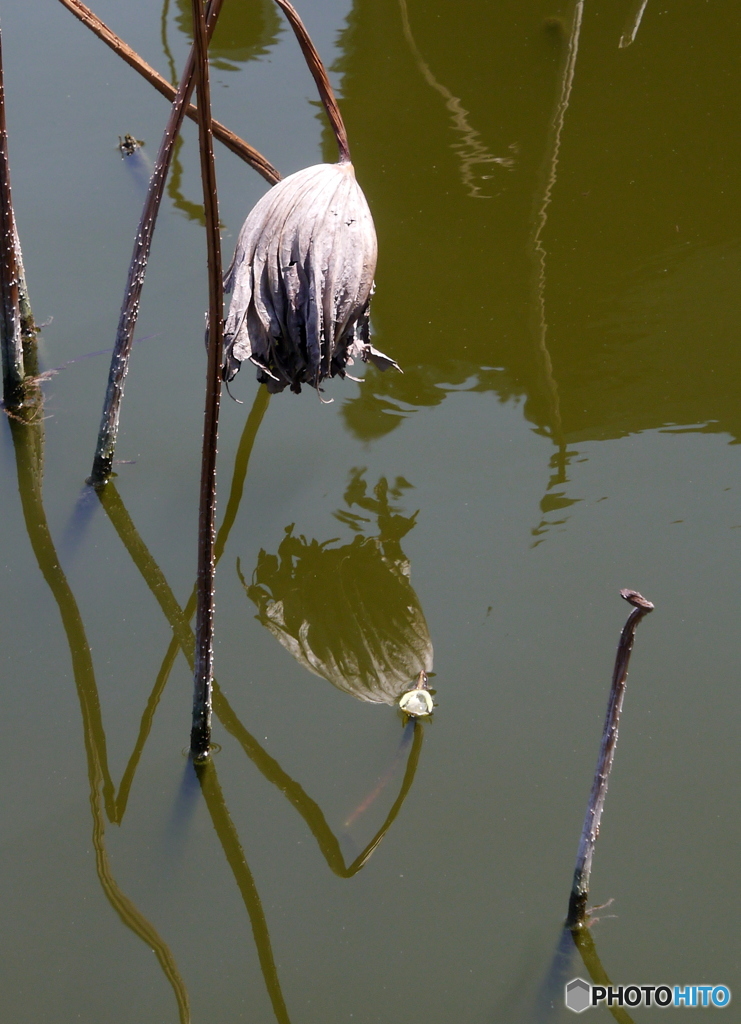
[{"xmin": 2, "ymin": 1, "xmax": 740, "ymax": 1020}]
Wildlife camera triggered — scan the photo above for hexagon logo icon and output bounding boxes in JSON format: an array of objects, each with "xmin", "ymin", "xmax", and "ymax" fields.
[{"xmin": 565, "ymin": 978, "xmax": 591, "ymax": 1013}]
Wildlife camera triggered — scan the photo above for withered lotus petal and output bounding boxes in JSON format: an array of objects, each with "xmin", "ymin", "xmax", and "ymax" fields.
[{"xmin": 223, "ymin": 162, "xmax": 397, "ymax": 393}]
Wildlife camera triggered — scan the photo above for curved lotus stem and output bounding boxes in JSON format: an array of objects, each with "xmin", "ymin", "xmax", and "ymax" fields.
[{"xmin": 270, "ymin": 0, "xmax": 351, "ymax": 163}]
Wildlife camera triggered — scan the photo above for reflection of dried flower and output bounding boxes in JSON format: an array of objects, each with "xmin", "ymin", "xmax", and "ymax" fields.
[
  {"xmin": 240, "ymin": 474, "xmax": 432, "ymax": 704},
  {"xmin": 222, "ymin": 162, "xmax": 399, "ymax": 393}
]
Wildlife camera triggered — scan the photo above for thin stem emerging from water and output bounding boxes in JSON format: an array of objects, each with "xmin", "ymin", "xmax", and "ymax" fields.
[
  {"xmin": 567, "ymin": 589, "xmax": 654, "ymax": 928},
  {"xmin": 0, "ymin": 23, "xmax": 26, "ymax": 403},
  {"xmin": 190, "ymin": 0, "xmax": 224, "ymax": 761},
  {"xmin": 88, "ymin": 0, "xmax": 226, "ymax": 486}
]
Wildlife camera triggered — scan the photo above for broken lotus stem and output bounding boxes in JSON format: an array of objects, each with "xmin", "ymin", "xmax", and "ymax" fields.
[{"xmin": 567, "ymin": 589, "xmax": 654, "ymax": 929}]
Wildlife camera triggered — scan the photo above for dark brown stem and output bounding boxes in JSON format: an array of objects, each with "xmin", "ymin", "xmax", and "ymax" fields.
[
  {"xmin": 89, "ymin": 0, "xmax": 225, "ymax": 486},
  {"xmin": 567, "ymin": 588, "xmax": 654, "ymax": 929},
  {"xmin": 190, "ymin": 0, "xmax": 224, "ymax": 762},
  {"xmin": 56, "ymin": 0, "xmax": 280, "ymax": 184},
  {"xmin": 270, "ymin": 0, "xmax": 351, "ymax": 163},
  {"xmin": 0, "ymin": 24, "xmax": 25, "ymax": 404}
]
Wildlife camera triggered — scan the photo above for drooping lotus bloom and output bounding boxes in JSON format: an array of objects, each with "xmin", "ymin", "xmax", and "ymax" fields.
[{"xmin": 222, "ymin": 162, "xmax": 399, "ymax": 393}]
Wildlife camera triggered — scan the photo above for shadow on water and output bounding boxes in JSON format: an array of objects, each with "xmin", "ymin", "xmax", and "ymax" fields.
[
  {"xmin": 343, "ymin": 715, "xmax": 414, "ymax": 828},
  {"xmin": 59, "ymin": 482, "xmax": 100, "ymax": 559},
  {"xmin": 120, "ymin": 146, "xmax": 155, "ymax": 196},
  {"xmin": 160, "ymin": 757, "xmax": 202, "ymax": 873},
  {"xmin": 526, "ymin": 923, "xmax": 636, "ymax": 1024}
]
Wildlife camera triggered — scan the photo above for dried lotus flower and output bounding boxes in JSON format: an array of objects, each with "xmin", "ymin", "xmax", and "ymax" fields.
[{"xmin": 222, "ymin": 161, "xmax": 399, "ymax": 393}]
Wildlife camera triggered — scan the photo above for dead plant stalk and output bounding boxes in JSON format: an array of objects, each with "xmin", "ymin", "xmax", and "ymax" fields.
[
  {"xmin": 0, "ymin": 22, "xmax": 25, "ymax": 402},
  {"xmin": 567, "ymin": 589, "xmax": 654, "ymax": 928},
  {"xmin": 190, "ymin": 0, "xmax": 223, "ymax": 762}
]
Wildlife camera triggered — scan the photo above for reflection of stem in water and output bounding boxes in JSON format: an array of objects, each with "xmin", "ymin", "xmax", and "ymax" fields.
[
  {"xmin": 92, "ymin": 471, "xmax": 421, "ymax": 1010},
  {"xmin": 572, "ymin": 926, "xmax": 636, "ymax": 1024},
  {"xmin": 197, "ymin": 760, "xmax": 291, "ymax": 1024},
  {"xmin": 88, "ymin": 766, "xmax": 191, "ymax": 1024},
  {"xmin": 618, "ymin": 0, "xmax": 649, "ymax": 49},
  {"xmin": 11, "ymin": 395, "xmax": 115, "ymax": 820},
  {"xmin": 536, "ymin": 925, "xmax": 635, "ymax": 1024},
  {"xmin": 398, "ymin": 0, "xmax": 513, "ymax": 199},
  {"xmin": 96, "ymin": 468, "xmax": 424, "ymax": 876},
  {"xmin": 98, "ymin": 479, "xmax": 195, "ymax": 820},
  {"xmin": 9, "ymin": 390, "xmax": 190, "ymax": 1024},
  {"xmin": 161, "ymin": 0, "xmax": 209, "ymax": 224},
  {"xmin": 99, "ymin": 385, "xmax": 420, "ymax": 870},
  {"xmin": 96, "ymin": 388, "xmax": 289, "ymax": 1020},
  {"xmin": 215, "ymin": 687, "xmax": 424, "ymax": 876},
  {"xmin": 527, "ymin": 3, "xmax": 584, "ymax": 547},
  {"xmin": 99, "ymin": 387, "xmax": 270, "ymax": 813},
  {"xmin": 161, "ymin": 0, "xmax": 175, "ymax": 83},
  {"xmin": 531, "ymin": 0, "xmax": 583, "ymax": 457}
]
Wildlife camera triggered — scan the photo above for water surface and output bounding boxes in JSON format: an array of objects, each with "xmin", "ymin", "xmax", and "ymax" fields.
[{"xmin": 1, "ymin": 1, "xmax": 740, "ymax": 1021}]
